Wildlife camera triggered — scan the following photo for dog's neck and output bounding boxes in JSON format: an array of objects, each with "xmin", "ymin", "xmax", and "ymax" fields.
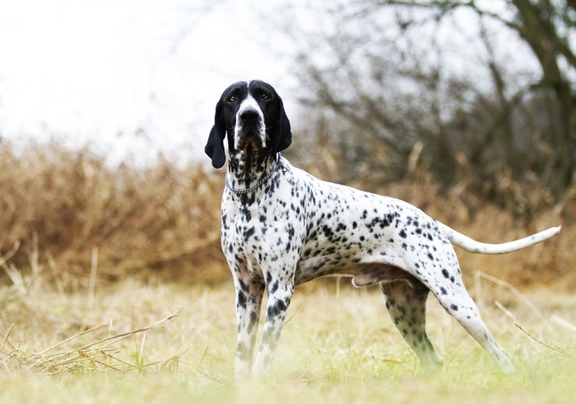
[{"xmin": 225, "ymin": 148, "xmax": 280, "ymax": 194}]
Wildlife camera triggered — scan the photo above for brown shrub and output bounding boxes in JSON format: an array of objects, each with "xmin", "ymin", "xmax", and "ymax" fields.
[
  {"xmin": 0, "ymin": 140, "xmax": 228, "ymax": 288},
  {"xmin": 0, "ymin": 140, "xmax": 573, "ymax": 290}
]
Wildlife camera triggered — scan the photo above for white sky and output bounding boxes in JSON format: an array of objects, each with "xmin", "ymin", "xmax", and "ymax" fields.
[{"xmin": 0, "ymin": 0, "xmax": 297, "ymax": 164}]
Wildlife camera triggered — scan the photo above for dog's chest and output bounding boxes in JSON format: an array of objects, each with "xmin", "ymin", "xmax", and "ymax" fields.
[
  {"xmin": 220, "ymin": 174, "xmax": 309, "ymax": 275},
  {"xmin": 222, "ymin": 169, "xmax": 362, "ymax": 281}
]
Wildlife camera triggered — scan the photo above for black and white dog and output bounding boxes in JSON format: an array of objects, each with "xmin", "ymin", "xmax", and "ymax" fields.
[{"xmin": 205, "ymin": 80, "xmax": 560, "ymax": 379}]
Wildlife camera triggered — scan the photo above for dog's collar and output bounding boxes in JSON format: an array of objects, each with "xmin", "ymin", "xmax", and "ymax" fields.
[{"xmin": 225, "ymin": 155, "xmax": 284, "ymax": 195}]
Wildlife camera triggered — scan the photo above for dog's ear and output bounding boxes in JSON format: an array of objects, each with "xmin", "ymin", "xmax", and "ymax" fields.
[
  {"xmin": 275, "ymin": 96, "xmax": 292, "ymax": 152},
  {"xmin": 205, "ymin": 101, "xmax": 227, "ymax": 169}
]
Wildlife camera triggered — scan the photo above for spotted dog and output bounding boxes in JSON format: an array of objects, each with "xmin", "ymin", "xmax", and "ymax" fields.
[{"xmin": 205, "ymin": 80, "xmax": 561, "ymax": 379}]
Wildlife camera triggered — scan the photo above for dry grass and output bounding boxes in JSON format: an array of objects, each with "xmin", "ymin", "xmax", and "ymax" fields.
[
  {"xmin": 0, "ymin": 264, "xmax": 575, "ymax": 403},
  {"xmin": 0, "ymin": 139, "xmax": 226, "ymax": 286}
]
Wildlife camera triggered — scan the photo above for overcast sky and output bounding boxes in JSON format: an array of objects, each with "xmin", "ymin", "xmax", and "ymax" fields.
[{"xmin": 0, "ymin": 0, "xmax": 300, "ymax": 164}]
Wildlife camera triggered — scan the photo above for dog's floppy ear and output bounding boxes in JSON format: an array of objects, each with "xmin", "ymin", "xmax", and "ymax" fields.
[
  {"xmin": 275, "ymin": 96, "xmax": 292, "ymax": 152},
  {"xmin": 205, "ymin": 101, "xmax": 227, "ymax": 169}
]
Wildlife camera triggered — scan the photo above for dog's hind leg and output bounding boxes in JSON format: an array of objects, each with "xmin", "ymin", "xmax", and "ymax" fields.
[
  {"xmin": 429, "ymin": 276, "xmax": 514, "ymax": 373},
  {"xmin": 380, "ymin": 278, "xmax": 444, "ymax": 372}
]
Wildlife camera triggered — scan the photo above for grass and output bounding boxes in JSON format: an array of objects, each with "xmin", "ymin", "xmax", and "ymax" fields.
[{"xmin": 1, "ymin": 269, "xmax": 575, "ymax": 403}]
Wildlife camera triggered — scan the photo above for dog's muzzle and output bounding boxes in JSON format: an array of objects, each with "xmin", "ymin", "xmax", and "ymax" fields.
[{"xmin": 235, "ymin": 108, "xmax": 266, "ymax": 150}]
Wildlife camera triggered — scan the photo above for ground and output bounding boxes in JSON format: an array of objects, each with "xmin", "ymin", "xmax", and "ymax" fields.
[{"xmin": 1, "ymin": 275, "xmax": 575, "ymax": 403}]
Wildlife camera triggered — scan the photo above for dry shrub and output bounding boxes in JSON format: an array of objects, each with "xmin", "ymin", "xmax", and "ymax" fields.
[
  {"xmin": 0, "ymin": 139, "xmax": 573, "ymax": 290},
  {"xmin": 0, "ymin": 140, "xmax": 228, "ymax": 288}
]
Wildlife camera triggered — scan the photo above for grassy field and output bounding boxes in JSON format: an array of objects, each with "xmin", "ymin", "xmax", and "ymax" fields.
[
  {"xmin": 1, "ymin": 141, "xmax": 575, "ymax": 402},
  {"xmin": 1, "ymin": 272, "xmax": 575, "ymax": 403}
]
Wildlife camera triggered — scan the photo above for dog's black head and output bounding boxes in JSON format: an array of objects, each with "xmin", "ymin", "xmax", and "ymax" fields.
[{"xmin": 205, "ymin": 80, "xmax": 292, "ymax": 169}]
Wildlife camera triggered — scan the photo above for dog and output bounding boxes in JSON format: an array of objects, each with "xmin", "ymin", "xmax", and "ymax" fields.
[{"xmin": 205, "ymin": 80, "xmax": 561, "ymax": 379}]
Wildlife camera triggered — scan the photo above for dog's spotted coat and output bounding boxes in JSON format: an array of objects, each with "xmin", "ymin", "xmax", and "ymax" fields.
[{"xmin": 205, "ymin": 80, "xmax": 561, "ymax": 379}]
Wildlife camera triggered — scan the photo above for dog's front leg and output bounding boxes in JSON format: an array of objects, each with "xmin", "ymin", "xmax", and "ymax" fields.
[
  {"xmin": 251, "ymin": 272, "xmax": 295, "ymax": 377},
  {"xmin": 233, "ymin": 276, "xmax": 265, "ymax": 380}
]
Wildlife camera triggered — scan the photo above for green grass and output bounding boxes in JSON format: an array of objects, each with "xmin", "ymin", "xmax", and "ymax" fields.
[{"xmin": 1, "ymin": 277, "xmax": 575, "ymax": 403}]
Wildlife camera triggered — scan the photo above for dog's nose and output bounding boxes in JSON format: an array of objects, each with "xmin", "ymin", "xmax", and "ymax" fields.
[{"xmin": 239, "ymin": 109, "xmax": 260, "ymax": 123}]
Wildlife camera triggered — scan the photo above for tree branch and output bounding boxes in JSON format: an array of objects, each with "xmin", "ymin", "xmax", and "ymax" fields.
[{"xmin": 369, "ymin": 0, "xmax": 519, "ymax": 29}]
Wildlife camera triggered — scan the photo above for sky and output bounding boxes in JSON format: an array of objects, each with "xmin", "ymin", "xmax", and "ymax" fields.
[
  {"xmin": 0, "ymin": 0, "xmax": 298, "ymax": 164},
  {"xmin": 0, "ymin": 0, "xmax": 546, "ymax": 166}
]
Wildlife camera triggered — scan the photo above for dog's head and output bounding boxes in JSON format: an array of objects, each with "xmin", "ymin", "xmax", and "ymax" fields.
[{"xmin": 205, "ymin": 80, "xmax": 292, "ymax": 169}]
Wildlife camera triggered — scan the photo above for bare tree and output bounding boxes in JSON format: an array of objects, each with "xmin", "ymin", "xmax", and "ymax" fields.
[{"xmin": 290, "ymin": 0, "xmax": 575, "ymax": 213}]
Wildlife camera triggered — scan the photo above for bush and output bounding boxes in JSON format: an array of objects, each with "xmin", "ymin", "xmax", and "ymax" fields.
[{"xmin": 0, "ymin": 140, "xmax": 228, "ymax": 288}]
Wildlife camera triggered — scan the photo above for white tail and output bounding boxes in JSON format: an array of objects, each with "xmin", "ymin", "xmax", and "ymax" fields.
[{"xmin": 437, "ymin": 223, "xmax": 561, "ymax": 254}]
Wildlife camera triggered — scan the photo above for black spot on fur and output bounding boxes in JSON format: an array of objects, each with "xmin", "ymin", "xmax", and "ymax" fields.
[
  {"xmin": 322, "ymin": 225, "xmax": 334, "ymax": 238},
  {"xmin": 237, "ymin": 290, "xmax": 247, "ymax": 309},
  {"xmin": 244, "ymin": 226, "xmax": 256, "ymax": 242},
  {"xmin": 270, "ymin": 280, "xmax": 279, "ymax": 294},
  {"xmin": 267, "ymin": 299, "xmax": 287, "ymax": 318}
]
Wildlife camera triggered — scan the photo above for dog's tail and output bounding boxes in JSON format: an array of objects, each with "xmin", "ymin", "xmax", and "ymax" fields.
[{"xmin": 437, "ymin": 222, "xmax": 561, "ymax": 254}]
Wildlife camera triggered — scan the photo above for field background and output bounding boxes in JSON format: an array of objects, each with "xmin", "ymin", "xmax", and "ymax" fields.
[{"xmin": 1, "ymin": 141, "xmax": 575, "ymax": 403}]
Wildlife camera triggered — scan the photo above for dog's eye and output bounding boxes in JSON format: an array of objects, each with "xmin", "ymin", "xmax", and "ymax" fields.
[
  {"xmin": 228, "ymin": 96, "xmax": 236, "ymax": 102},
  {"xmin": 261, "ymin": 93, "xmax": 270, "ymax": 100}
]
